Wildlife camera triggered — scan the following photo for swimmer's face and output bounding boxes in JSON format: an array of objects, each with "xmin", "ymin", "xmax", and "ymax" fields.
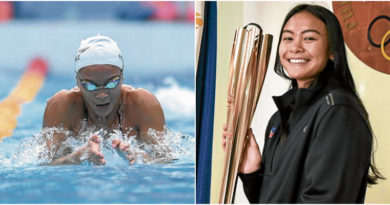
[
  {"xmin": 279, "ymin": 11, "xmax": 333, "ymax": 88},
  {"xmin": 77, "ymin": 65, "xmax": 123, "ymax": 118}
]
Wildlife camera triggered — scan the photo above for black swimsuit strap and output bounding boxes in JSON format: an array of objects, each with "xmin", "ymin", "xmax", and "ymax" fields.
[
  {"xmin": 118, "ymin": 104, "xmax": 122, "ymax": 131},
  {"xmin": 83, "ymin": 100, "xmax": 88, "ymax": 123}
]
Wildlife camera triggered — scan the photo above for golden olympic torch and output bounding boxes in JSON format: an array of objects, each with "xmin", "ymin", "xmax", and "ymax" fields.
[{"xmin": 219, "ymin": 23, "xmax": 273, "ymax": 204}]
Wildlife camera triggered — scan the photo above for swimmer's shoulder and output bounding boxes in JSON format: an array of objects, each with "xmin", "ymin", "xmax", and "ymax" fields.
[
  {"xmin": 121, "ymin": 85, "xmax": 161, "ymax": 107},
  {"xmin": 120, "ymin": 85, "xmax": 165, "ymax": 131},
  {"xmin": 44, "ymin": 87, "xmax": 85, "ymax": 127},
  {"xmin": 46, "ymin": 87, "xmax": 84, "ymax": 108},
  {"xmin": 121, "ymin": 84, "xmax": 135, "ymax": 92}
]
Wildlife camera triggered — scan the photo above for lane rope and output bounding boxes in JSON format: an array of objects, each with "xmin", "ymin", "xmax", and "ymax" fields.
[{"xmin": 0, "ymin": 58, "xmax": 48, "ymax": 141}]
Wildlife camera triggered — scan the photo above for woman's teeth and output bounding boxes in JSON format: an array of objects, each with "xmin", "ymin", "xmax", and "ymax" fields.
[{"xmin": 290, "ymin": 59, "xmax": 307, "ymax": 63}]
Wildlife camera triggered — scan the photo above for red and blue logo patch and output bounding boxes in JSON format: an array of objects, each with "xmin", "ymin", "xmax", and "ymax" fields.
[{"xmin": 269, "ymin": 127, "xmax": 276, "ymax": 138}]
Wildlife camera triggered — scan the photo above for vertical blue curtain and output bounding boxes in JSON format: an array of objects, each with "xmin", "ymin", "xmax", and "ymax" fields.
[{"xmin": 196, "ymin": 1, "xmax": 217, "ymax": 204}]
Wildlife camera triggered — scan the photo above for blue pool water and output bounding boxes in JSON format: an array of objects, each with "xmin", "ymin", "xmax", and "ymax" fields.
[
  {"xmin": 0, "ymin": 65, "xmax": 195, "ymax": 202},
  {"xmin": 0, "ymin": 164, "xmax": 194, "ymax": 203}
]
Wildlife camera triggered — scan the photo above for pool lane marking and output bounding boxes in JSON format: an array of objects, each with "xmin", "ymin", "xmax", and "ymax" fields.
[{"xmin": 0, "ymin": 58, "xmax": 48, "ymax": 141}]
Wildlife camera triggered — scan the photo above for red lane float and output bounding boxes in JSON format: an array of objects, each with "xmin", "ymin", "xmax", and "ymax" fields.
[{"xmin": 0, "ymin": 58, "xmax": 48, "ymax": 141}]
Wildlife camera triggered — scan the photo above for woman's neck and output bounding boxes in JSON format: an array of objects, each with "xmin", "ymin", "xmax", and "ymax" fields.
[
  {"xmin": 297, "ymin": 79, "xmax": 314, "ymax": 89},
  {"xmin": 85, "ymin": 101, "xmax": 121, "ymax": 130}
]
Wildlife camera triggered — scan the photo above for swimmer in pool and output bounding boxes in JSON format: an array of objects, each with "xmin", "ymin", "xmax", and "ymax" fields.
[{"xmin": 42, "ymin": 34, "xmax": 165, "ymax": 166}]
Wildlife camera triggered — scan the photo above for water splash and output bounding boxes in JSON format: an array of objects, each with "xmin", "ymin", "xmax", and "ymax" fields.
[
  {"xmin": 155, "ymin": 76, "xmax": 195, "ymax": 121},
  {"xmin": 0, "ymin": 126, "xmax": 194, "ymax": 167}
]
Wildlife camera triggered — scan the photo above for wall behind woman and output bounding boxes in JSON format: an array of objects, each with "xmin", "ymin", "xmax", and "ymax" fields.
[{"xmin": 211, "ymin": 1, "xmax": 390, "ymax": 203}]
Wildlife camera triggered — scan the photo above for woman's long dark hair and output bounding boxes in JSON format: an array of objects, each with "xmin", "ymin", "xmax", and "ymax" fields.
[{"xmin": 274, "ymin": 4, "xmax": 385, "ymax": 186}]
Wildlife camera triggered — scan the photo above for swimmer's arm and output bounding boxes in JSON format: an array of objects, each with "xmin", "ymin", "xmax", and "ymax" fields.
[
  {"xmin": 137, "ymin": 90, "xmax": 174, "ymax": 163},
  {"xmin": 42, "ymin": 90, "xmax": 83, "ymax": 165},
  {"xmin": 43, "ymin": 149, "xmax": 83, "ymax": 166},
  {"xmin": 134, "ymin": 89, "xmax": 166, "ymax": 144},
  {"xmin": 42, "ymin": 90, "xmax": 73, "ymax": 151},
  {"xmin": 111, "ymin": 89, "xmax": 167, "ymax": 165}
]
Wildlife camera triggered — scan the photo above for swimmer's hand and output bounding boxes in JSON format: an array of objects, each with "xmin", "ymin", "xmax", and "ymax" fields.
[
  {"xmin": 43, "ymin": 134, "xmax": 105, "ymax": 166},
  {"xmin": 111, "ymin": 139, "xmax": 136, "ymax": 165},
  {"xmin": 78, "ymin": 134, "xmax": 106, "ymax": 165},
  {"xmin": 112, "ymin": 138, "xmax": 174, "ymax": 165}
]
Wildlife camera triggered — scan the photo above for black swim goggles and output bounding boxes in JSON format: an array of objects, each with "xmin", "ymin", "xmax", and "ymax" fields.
[{"xmin": 77, "ymin": 71, "xmax": 122, "ymax": 91}]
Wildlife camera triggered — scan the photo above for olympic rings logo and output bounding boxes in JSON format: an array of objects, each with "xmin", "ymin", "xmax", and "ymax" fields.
[
  {"xmin": 367, "ymin": 15, "xmax": 390, "ymax": 61},
  {"xmin": 381, "ymin": 31, "xmax": 390, "ymax": 61}
]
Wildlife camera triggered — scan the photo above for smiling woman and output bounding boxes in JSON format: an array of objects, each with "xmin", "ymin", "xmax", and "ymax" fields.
[
  {"xmin": 221, "ymin": 3, "xmax": 384, "ymax": 203},
  {"xmin": 278, "ymin": 11, "xmax": 333, "ymax": 88}
]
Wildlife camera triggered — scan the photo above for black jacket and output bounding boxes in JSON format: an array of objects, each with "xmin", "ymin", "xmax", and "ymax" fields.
[{"xmin": 239, "ymin": 82, "xmax": 371, "ymax": 203}]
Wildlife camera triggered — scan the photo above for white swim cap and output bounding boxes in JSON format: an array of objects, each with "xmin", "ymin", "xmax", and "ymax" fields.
[{"xmin": 74, "ymin": 34, "xmax": 124, "ymax": 72}]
